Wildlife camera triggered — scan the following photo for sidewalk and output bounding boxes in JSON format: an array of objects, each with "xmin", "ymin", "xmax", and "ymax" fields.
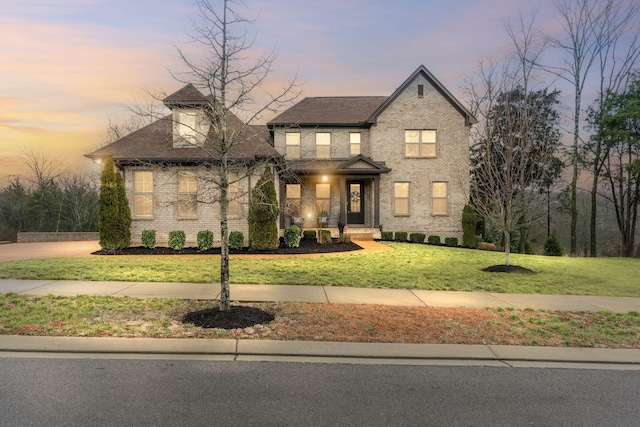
[
  {"xmin": 2, "ymin": 278, "xmax": 640, "ymax": 368},
  {"xmin": 2, "ymin": 279, "xmax": 640, "ymax": 312}
]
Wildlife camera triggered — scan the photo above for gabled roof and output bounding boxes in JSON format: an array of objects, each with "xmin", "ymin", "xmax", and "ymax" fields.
[
  {"xmin": 85, "ymin": 113, "xmax": 279, "ymax": 164},
  {"xmin": 268, "ymin": 96, "xmax": 388, "ymax": 127},
  {"xmin": 287, "ymin": 155, "xmax": 391, "ymax": 175},
  {"xmin": 368, "ymin": 65, "xmax": 477, "ymax": 126}
]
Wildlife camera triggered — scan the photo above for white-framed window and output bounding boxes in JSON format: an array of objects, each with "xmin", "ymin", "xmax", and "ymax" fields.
[
  {"xmin": 350, "ymin": 132, "xmax": 361, "ymax": 156},
  {"xmin": 316, "ymin": 132, "xmax": 331, "ymax": 159},
  {"xmin": 286, "ymin": 184, "xmax": 301, "ymax": 218},
  {"xmin": 315, "ymin": 183, "xmax": 330, "ymax": 216},
  {"xmin": 178, "ymin": 110, "xmax": 197, "ymax": 143},
  {"xmin": 432, "ymin": 182, "xmax": 448, "ymax": 215},
  {"xmin": 134, "ymin": 171, "xmax": 154, "ymax": 217},
  {"xmin": 177, "ymin": 172, "xmax": 197, "ymax": 217},
  {"xmin": 228, "ymin": 171, "xmax": 239, "ymax": 217},
  {"xmin": 285, "ymin": 132, "xmax": 300, "ymax": 159},
  {"xmin": 405, "ymin": 130, "xmax": 436, "ymax": 158},
  {"xmin": 393, "ymin": 182, "xmax": 410, "ymax": 216}
]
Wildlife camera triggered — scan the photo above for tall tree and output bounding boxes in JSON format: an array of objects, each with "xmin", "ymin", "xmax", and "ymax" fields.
[
  {"xmin": 170, "ymin": 0, "xmax": 299, "ymax": 311},
  {"xmin": 591, "ymin": 79, "xmax": 640, "ymax": 257},
  {"xmin": 98, "ymin": 156, "xmax": 131, "ymax": 252}
]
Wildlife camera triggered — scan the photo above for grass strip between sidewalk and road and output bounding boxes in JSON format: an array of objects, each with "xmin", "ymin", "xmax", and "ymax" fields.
[
  {"xmin": 1, "ymin": 243, "xmax": 639, "ymax": 297},
  {"xmin": 2, "ymin": 293, "xmax": 640, "ymax": 349}
]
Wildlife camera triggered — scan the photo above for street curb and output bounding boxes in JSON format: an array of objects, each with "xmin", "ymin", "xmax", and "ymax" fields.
[{"xmin": 2, "ymin": 336, "xmax": 640, "ymax": 366}]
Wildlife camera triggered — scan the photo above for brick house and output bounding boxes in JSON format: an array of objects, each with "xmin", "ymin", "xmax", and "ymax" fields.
[
  {"xmin": 269, "ymin": 65, "xmax": 476, "ymax": 240},
  {"xmin": 87, "ymin": 65, "xmax": 475, "ymax": 245}
]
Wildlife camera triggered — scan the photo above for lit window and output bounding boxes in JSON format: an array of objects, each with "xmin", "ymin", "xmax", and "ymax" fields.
[
  {"xmin": 286, "ymin": 184, "xmax": 301, "ymax": 218},
  {"xmin": 432, "ymin": 182, "xmax": 448, "ymax": 215},
  {"xmin": 178, "ymin": 172, "xmax": 197, "ymax": 217},
  {"xmin": 405, "ymin": 130, "xmax": 436, "ymax": 157},
  {"xmin": 316, "ymin": 132, "xmax": 331, "ymax": 159},
  {"xmin": 285, "ymin": 132, "xmax": 300, "ymax": 159},
  {"xmin": 315, "ymin": 183, "xmax": 330, "ymax": 216},
  {"xmin": 134, "ymin": 171, "xmax": 153, "ymax": 217},
  {"xmin": 394, "ymin": 182, "xmax": 409, "ymax": 216},
  {"xmin": 350, "ymin": 132, "xmax": 361, "ymax": 156}
]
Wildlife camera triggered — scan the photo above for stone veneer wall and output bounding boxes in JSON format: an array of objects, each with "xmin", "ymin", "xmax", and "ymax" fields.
[{"xmin": 17, "ymin": 232, "xmax": 99, "ymax": 243}]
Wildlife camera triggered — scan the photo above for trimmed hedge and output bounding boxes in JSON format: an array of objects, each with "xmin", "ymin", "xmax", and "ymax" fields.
[
  {"xmin": 197, "ymin": 230, "xmax": 213, "ymax": 251},
  {"xmin": 428, "ymin": 235, "xmax": 441, "ymax": 245},
  {"xmin": 141, "ymin": 230, "xmax": 156, "ymax": 249},
  {"xmin": 445, "ymin": 237, "xmax": 458, "ymax": 247},
  {"xmin": 229, "ymin": 231, "xmax": 244, "ymax": 250},
  {"xmin": 303, "ymin": 230, "xmax": 316, "ymax": 240},
  {"xmin": 319, "ymin": 229, "xmax": 332, "ymax": 245},
  {"xmin": 284, "ymin": 225, "xmax": 302, "ymax": 248},
  {"xmin": 168, "ymin": 230, "xmax": 186, "ymax": 250},
  {"xmin": 395, "ymin": 231, "xmax": 408, "ymax": 242},
  {"xmin": 381, "ymin": 231, "xmax": 393, "ymax": 241},
  {"xmin": 409, "ymin": 233, "xmax": 425, "ymax": 243}
]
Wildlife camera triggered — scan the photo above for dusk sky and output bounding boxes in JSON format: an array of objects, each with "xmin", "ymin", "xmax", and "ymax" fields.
[{"xmin": 2, "ymin": 0, "xmax": 565, "ymax": 183}]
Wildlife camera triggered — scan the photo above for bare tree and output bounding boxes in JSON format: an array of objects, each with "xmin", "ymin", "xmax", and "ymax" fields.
[
  {"xmin": 544, "ymin": 0, "xmax": 619, "ymax": 255},
  {"xmin": 169, "ymin": 0, "xmax": 300, "ymax": 311},
  {"xmin": 21, "ymin": 145, "xmax": 66, "ymax": 231}
]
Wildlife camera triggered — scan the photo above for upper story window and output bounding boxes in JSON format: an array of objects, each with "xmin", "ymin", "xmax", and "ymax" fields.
[
  {"xmin": 316, "ymin": 132, "xmax": 331, "ymax": 159},
  {"xmin": 285, "ymin": 132, "xmax": 300, "ymax": 159},
  {"xmin": 418, "ymin": 84, "xmax": 424, "ymax": 98},
  {"xmin": 134, "ymin": 171, "xmax": 154, "ymax": 217},
  {"xmin": 178, "ymin": 110, "xmax": 197, "ymax": 144},
  {"xmin": 177, "ymin": 172, "xmax": 197, "ymax": 217},
  {"xmin": 405, "ymin": 130, "xmax": 436, "ymax": 158},
  {"xmin": 350, "ymin": 132, "xmax": 361, "ymax": 156},
  {"xmin": 432, "ymin": 182, "xmax": 448, "ymax": 215}
]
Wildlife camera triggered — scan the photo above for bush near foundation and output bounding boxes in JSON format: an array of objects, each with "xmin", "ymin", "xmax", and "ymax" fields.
[
  {"xmin": 168, "ymin": 230, "xmax": 186, "ymax": 250},
  {"xmin": 197, "ymin": 230, "xmax": 214, "ymax": 251},
  {"xmin": 141, "ymin": 230, "xmax": 156, "ymax": 249},
  {"xmin": 428, "ymin": 235, "xmax": 441, "ymax": 245},
  {"xmin": 229, "ymin": 231, "xmax": 244, "ymax": 250},
  {"xmin": 409, "ymin": 233, "xmax": 425, "ymax": 243},
  {"xmin": 381, "ymin": 231, "xmax": 393, "ymax": 241},
  {"xmin": 395, "ymin": 231, "xmax": 408, "ymax": 242},
  {"xmin": 284, "ymin": 225, "xmax": 302, "ymax": 248},
  {"xmin": 445, "ymin": 237, "xmax": 458, "ymax": 247}
]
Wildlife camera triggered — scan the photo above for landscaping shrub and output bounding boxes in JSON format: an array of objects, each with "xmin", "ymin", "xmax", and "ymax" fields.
[
  {"xmin": 168, "ymin": 230, "xmax": 186, "ymax": 250},
  {"xmin": 409, "ymin": 233, "xmax": 425, "ymax": 243},
  {"xmin": 543, "ymin": 232, "xmax": 564, "ymax": 256},
  {"xmin": 141, "ymin": 230, "xmax": 156, "ymax": 249},
  {"xmin": 197, "ymin": 230, "xmax": 214, "ymax": 251},
  {"xmin": 428, "ymin": 235, "xmax": 441, "ymax": 245},
  {"xmin": 445, "ymin": 237, "xmax": 458, "ymax": 247},
  {"xmin": 284, "ymin": 225, "xmax": 302, "ymax": 248},
  {"xmin": 303, "ymin": 230, "xmax": 316, "ymax": 240},
  {"xmin": 319, "ymin": 229, "xmax": 332, "ymax": 245},
  {"xmin": 98, "ymin": 156, "xmax": 131, "ymax": 251},
  {"xmin": 395, "ymin": 231, "xmax": 408, "ymax": 242},
  {"xmin": 339, "ymin": 233, "xmax": 351, "ymax": 243},
  {"xmin": 338, "ymin": 221, "xmax": 345, "ymax": 235},
  {"xmin": 381, "ymin": 231, "xmax": 393, "ymax": 241},
  {"xmin": 462, "ymin": 203, "xmax": 477, "ymax": 248},
  {"xmin": 229, "ymin": 231, "xmax": 244, "ymax": 250},
  {"xmin": 248, "ymin": 165, "xmax": 279, "ymax": 250}
]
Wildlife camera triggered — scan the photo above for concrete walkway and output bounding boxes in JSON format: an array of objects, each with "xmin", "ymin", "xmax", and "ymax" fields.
[
  {"xmin": 1, "ymin": 279, "xmax": 640, "ymax": 313},
  {"xmin": 2, "ymin": 278, "xmax": 640, "ymax": 368}
]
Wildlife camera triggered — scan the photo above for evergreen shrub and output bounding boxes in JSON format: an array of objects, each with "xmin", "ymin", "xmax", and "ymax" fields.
[
  {"xmin": 543, "ymin": 232, "xmax": 564, "ymax": 256},
  {"xmin": 197, "ymin": 230, "xmax": 214, "ymax": 251},
  {"xmin": 168, "ymin": 230, "xmax": 186, "ymax": 250},
  {"xmin": 284, "ymin": 225, "xmax": 302, "ymax": 248},
  {"xmin": 462, "ymin": 203, "xmax": 477, "ymax": 248},
  {"xmin": 445, "ymin": 237, "xmax": 458, "ymax": 247},
  {"xmin": 395, "ymin": 231, "xmax": 408, "ymax": 242},
  {"xmin": 229, "ymin": 231, "xmax": 244, "ymax": 250},
  {"xmin": 381, "ymin": 231, "xmax": 393, "ymax": 241},
  {"xmin": 303, "ymin": 230, "xmax": 316, "ymax": 240},
  {"xmin": 409, "ymin": 233, "xmax": 425, "ymax": 243},
  {"xmin": 141, "ymin": 230, "xmax": 156, "ymax": 249},
  {"xmin": 248, "ymin": 166, "xmax": 279, "ymax": 250},
  {"xmin": 428, "ymin": 235, "xmax": 441, "ymax": 245},
  {"xmin": 319, "ymin": 229, "xmax": 332, "ymax": 245},
  {"xmin": 98, "ymin": 156, "xmax": 131, "ymax": 251}
]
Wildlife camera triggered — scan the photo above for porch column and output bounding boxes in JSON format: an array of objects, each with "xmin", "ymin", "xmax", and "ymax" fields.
[
  {"xmin": 339, "ymin": 177, "xmax": 346, "ymax": 224},
  {"xmin": 374, "ymin": 176, "xmax": 380, "ymax": 228}
]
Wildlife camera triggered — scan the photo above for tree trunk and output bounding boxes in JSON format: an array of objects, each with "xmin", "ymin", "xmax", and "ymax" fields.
[{"xmin": 504, "ymin": 229, "xmax": 511, "ymax": 266}]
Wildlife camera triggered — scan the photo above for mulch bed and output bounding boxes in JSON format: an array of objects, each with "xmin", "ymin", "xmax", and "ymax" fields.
[
  {"xmin": 183, "ymin": 306, "xmax": 275, "ymax": 329},
  {"xmin": 93, "ymin": 238, "xmax": 361, "ymax": 256},
  {"xmin": 482, "ymin": 264, "xmax": 536, "ymax": 274}
]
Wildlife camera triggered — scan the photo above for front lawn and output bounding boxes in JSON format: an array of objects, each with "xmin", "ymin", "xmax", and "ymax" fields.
[{"xmin": 1, "ymin": 242, "xmax": 639, "ymax": 297}]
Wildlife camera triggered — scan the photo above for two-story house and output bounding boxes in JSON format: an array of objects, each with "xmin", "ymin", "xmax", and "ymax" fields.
[
  {"xmin": 86, "ymin": 65, "xmax": 475, "ymax": 245},
  {"xmin": 269, "ymin": 64, "xmax": 476, "ymax": 240}
]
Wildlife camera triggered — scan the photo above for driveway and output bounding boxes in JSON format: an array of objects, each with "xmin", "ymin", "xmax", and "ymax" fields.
[{"xmin": 0, "ymin": 241, "xmax": 101, "ymax": 261}]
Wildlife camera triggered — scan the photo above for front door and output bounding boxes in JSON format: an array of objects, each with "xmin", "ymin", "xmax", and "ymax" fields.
[{"xmin": 347, "ymin": 181, "xmax": 365, "ymax": 224}]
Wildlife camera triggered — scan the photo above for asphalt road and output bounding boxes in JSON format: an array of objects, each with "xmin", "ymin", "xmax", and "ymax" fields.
[{"xmin": 1, "ymin": 358, "xmax": 639, "ymax": 426}]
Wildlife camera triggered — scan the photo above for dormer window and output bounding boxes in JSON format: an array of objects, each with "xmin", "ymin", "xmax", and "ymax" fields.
[{"xmin": 178, "ymin": 110, "xmax": 197, "ymax": 144}]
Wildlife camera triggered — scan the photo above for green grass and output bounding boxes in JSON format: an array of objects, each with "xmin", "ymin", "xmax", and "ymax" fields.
[{"xmin": 1, "ymin": 242, "xmax": 640, "ymax": 296}]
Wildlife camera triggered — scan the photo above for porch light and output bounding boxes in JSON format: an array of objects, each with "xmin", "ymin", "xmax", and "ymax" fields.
[
  {"xmin": 322, "ymin": 175, "xmax": 328, "ymax": 182},
  {"xmin": 94, "ymin": 158, "xmax": 103, "ymax": 165}
]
